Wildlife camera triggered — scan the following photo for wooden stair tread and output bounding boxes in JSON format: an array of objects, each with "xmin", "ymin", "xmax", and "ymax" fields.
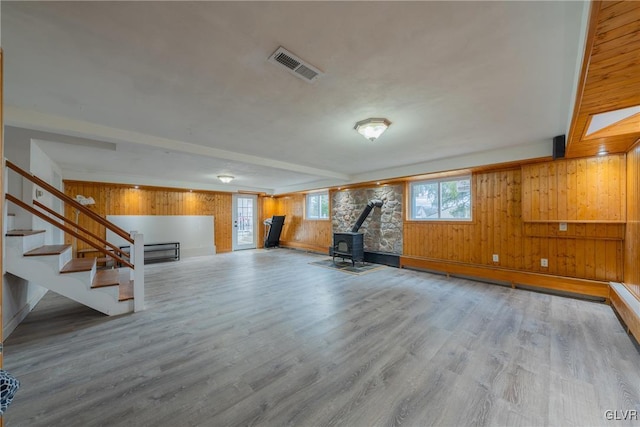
[
  {"xmin": 6, "ymin": 229, "xmax": 46, "ymax": 236},
  {"xmin": 60, "ymin": 258, "xmax": 96, "ymax": 273},
  {"xmin": 92, "ymin": 269, "xmax": 120, "ymax": 288},
  {"xmin": 119, "ymin": 280, "xmax": 134, "ymax": 301},
  {"xmin": 25, "ymin": 244, "xmax": 71, "ymax": 256},
  {"xmin": 93, "ymin": 269, "xmax": 135, "ymax": 302}
]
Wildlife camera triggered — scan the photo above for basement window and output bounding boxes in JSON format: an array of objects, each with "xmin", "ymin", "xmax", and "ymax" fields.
[
  {"xmin": 306, "ymin": 192, "xmax": 329, "ymax": 220},
  {"xmin": 409, "ymin": 175, "xmax": 472, "ymax": 221}
]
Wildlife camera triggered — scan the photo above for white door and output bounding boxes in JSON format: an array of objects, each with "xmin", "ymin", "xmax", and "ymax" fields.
[{"xmin": 232, "ymin": 194, "xmax": 257, "ymax": 250}]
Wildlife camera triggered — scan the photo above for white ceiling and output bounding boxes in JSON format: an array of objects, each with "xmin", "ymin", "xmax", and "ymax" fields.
[{"xmin": 2, "ymin": 1, "xmax": 588, "ymax": 194}]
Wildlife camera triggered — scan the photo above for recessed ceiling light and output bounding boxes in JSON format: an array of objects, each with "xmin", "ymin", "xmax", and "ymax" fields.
[{"xmin": 218, "ymin": 175, "xmax": 234, "ymax": 184}]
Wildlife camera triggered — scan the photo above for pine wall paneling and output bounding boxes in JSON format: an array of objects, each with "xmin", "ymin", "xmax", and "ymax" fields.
[
  {"xmin": 263, "ymin": 157, "xmax": 624, "ymax": 287},
  {"xmin": 404, "ymin": 169, "xmax": 524, "ymax": 270},
  {"xmin": 522, "ymin": 154, "xmax": 626, "ymax": 222},
  {"xmin": 261, "ymin": 193, "xmax": 332, "ymax": 253},
  {"xmin": 624, "ymin": 144, "xmax": 640, "ymax": 299},
  {"xmin": 404, "ymin": 160, "xmax": 624, "ymax": 284},
  {"xmin": 64, "ymin": 182, "xmax": 233, "ymax": 253},
  {"xmin": 258, "ymin": 196, "xmax": 279, "ymax": 248}
]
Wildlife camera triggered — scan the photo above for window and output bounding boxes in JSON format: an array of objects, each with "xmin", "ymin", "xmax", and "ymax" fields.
[
  {"xmin": 409, "ymin": 175, "xmax": 471, "ymax": 220},
  {"xmin": 306, "ymin": 192, "xmax": 329, "ymax": 219}
]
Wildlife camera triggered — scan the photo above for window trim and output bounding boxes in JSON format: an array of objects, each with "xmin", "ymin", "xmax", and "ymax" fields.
[
  {"xmin": 305, "ymin": 191, "xmax": 330, "ymax": 220},
  {"xmin": 408, "ymin": 175, "xmax": 472, "ymax": 222}
]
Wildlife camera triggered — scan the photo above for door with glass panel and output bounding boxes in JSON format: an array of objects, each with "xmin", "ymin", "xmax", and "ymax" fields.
[{"xmin": 232, "ymin": 194, "xmax": 257, "ymax": 250}]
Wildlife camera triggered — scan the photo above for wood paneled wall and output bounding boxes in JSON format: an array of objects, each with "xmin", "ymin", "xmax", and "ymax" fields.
[
  {"xmin": 63, "ymin": 182, "xmax": 233, "ymax": 253},
  {"xmin": 522, "ymin": 154, "xmax": 626, "ymax": 222},
  {"xmin": 262, "ymin": 156, "xmax": 625, "ymax": 283},
  {"xmin": 262, "ymin": 193, "xmax": 331, "ymax": 253},
  {"xmin": 404, "ymin": 156, "xmax": 625, "ymax": 281},
  {"xmin": 624, "ymin": 143, "xmax": 640, "ymax": 299},
  {"xmin": 405, "ymin": 170, "xmax": 523, "ymax": 269}
]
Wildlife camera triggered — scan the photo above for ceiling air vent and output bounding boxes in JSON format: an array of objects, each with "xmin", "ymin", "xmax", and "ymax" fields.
[{"xmin": 268, "ymin": 46, "xmax": 323, "ymax": 83}]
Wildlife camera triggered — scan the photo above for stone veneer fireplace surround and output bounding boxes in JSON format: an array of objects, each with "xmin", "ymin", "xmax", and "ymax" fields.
[{"xmin": 332, "ymin": 185, "xmax": 403, "ymax": 255}]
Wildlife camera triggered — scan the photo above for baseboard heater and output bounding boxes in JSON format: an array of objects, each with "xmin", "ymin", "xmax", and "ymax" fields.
[{"xmin": 364, "ymin": 251, "xmax": 400, "ymax": 268}]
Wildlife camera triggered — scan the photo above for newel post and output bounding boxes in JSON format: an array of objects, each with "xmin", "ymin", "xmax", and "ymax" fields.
[{"xmin": 130, "ymin": 231, "xmax": 145, "ymax": 312}]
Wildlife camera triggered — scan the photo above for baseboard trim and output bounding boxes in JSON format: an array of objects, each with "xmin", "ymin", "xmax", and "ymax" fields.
[
  {"xmin": 399, "ymin": 256, "xmax": 610, "ymax": 299},
  {"xmin": 279, "ymin": 241, "xmax": 329, "ymax": 255},
  {"xmin": 610, "ymin": 282, "xmax": 640, "ymax": 342},
  {"xmin": 3, "ymin": 286, "xmax": 48, "ymax": 339}
]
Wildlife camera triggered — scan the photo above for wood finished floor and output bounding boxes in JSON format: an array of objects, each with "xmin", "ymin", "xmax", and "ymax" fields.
[{"xmin": 4, "ymin": 249, "xmax": 640, "ymax": 427}]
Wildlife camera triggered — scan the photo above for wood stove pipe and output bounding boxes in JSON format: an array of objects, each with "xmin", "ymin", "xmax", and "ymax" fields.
[{"xmin": 350, "ymin": 199, "xmax": 384, "ymax": 232}]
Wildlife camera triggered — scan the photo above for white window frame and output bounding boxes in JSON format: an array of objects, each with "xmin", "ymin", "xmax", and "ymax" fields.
[
  {"xmin": 305, "ymin": 192, "xmax": 329, "ymax": 220},
  {"xmin": 409, "ymin": 175, "xmax": 472, "ymax": 221}
]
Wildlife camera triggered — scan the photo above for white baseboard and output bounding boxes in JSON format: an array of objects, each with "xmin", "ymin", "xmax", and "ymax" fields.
[{"xmin": 3, "ymin": 286, "xmax": 48, "ymax": 339}]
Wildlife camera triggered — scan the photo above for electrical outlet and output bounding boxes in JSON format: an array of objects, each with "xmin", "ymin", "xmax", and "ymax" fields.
[
  {"xmin": 541, "ymin": 258, "xmax": 548, "ymax": 267},
  {"xmin": 559, "ymin": 222, "xmax": 567, "ymax": 231},
  {"xmin": 492, "ymin": 254, "xmax": 499, "ymax": 262}
]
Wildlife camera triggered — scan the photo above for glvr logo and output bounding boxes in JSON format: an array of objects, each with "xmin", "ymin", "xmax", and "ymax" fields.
[{"xmin": 604, "ymin": 410, "xmax": 638, "ymax": 421}]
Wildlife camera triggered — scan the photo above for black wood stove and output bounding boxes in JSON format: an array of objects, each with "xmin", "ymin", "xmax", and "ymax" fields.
[{"xmin": 330, "ymin": 199, "xmax": 383, "ymax": 265}]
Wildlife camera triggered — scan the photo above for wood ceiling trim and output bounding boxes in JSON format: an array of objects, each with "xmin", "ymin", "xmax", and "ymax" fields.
[
  {"xmin": 600, "ymin": 1, "xmax": 624, "ymax": 11},
  {"xmin": 567, "ymin": 1, "xmax": 640, "ymax": 158},
  {"xmin": 590, "ymin": 30, "xmax": 640, "ymax": 61},
  {"xmin": 594, "ymin": 18, "xmax": 640, "ymax": 43},
  {"xmin": 567, "ymin": 0, "xmax": 602, "ymax": 155}
]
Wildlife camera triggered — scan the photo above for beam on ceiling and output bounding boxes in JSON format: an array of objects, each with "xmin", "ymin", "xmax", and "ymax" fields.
[{"xmin": 5, "ymin": 106, "xmax": 351, "ymax": 181}]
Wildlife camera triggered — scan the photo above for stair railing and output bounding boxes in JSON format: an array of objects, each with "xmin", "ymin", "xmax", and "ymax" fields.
[{"xmin": 4, "ymin": 159, "xmax": 145, "ymax": 311}]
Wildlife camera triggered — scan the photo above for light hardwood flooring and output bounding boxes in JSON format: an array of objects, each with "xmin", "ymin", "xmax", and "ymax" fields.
[{"xmin": 4, "ymin": 249, "xmax": 640, "ymax": 426}]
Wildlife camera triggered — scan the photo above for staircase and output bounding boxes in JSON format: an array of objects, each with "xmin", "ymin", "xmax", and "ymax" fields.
[
  {"xmin": 4, "ymin": 160, "xmax": 145, "ymax": 315},
  {"xmin": 5, "ymin": 230, "xmax": 135, "ymax": 315}
]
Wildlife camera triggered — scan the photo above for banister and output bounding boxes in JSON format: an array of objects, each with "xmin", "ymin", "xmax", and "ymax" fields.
[
  {"xmin": 6, "ymin": 160, "xmax": 134, "ymax": 244},
  {"xmin": 33, "ymin": 200, "xmax": 129, "ymax": 259},
  {"xmin": 6, "ymin": 194, "xmax": 134, "ymax": 269}
]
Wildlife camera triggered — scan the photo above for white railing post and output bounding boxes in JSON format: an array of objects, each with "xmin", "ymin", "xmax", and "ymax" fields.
[{"xmin": 130, "ymin": 231, "xmax": 145, "ymax": 312}]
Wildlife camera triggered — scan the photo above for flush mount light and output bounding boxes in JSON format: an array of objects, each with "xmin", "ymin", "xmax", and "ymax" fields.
[
  {"xmin": 74, "ymin": 195, "xmax": 95, "ymax": 206},
  {"xmin": 354, "ymin": 118, "xmax": 391, "ymax": 141},
  {"xmin": 218, "ymin": 175, "xmax": 234, "ymax": 184}
]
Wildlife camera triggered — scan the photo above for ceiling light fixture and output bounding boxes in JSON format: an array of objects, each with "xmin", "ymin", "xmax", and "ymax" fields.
[
  {"xmin": 218, "ymin": 175, "xmax": 234, "ymax": 184},
  {"xmin": 74, "ymin": 195, "xmax": 95, "ymax": 206},
  {"xmin": 354, "ymin": 118, "xmax": 391, "ymax": 141}
]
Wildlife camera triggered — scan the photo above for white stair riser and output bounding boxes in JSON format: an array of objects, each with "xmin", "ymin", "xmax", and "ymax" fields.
[
  {"xmin": 6, "ymin": 233, "xmax": 46, "ymax": 254},
  {"xmin": 59, "ymin": 247, "xmax": 73, "ymax": 270}
]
